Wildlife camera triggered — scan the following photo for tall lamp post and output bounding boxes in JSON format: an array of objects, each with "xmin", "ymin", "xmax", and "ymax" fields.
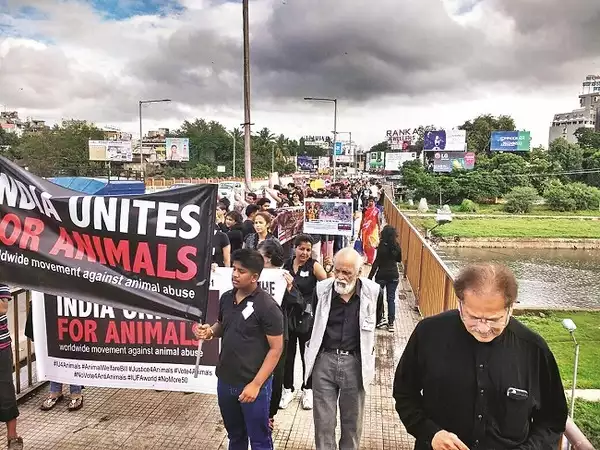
[
  {"xmin": 304, "ymin": 97, "xmax": 338, "ymax": 181},
  {"xmin": 562, "ymin": 318, "xmax": 579, "ymax": 450},
  {"xmin": 138, "ymin": 99, "xmax": 171, "ymax": 179}
]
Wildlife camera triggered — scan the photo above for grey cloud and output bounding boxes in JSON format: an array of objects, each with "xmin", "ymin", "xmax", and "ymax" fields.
[{"xmin": 250, "ymin": 0, "xmax": 600, "ymax": 102}]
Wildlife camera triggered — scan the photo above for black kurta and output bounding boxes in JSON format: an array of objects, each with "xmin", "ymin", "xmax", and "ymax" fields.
[{"xmin": 393, "ymin": 310, "xmax": 568, "ymax": 450}]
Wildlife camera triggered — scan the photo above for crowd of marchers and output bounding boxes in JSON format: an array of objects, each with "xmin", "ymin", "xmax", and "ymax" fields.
[{"xmin": 0, "ymin": 176, "xmax": 568, "ymax": 450}]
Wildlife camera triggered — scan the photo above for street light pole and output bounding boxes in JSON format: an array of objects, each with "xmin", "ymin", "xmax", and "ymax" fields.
[
  {"xmin": 225, "ymin": 131, "xmax": 237, "ymax": 178},
  {"xmin": 271, "ymin": 142, "xmax": 275, "ymax": 174},
  {"xmin": 242, "ymin": 0, "xmax": 252, "ymax": 191},
  {"xmin": 304, "ymin": 97, "xmax": 338, "ymax": 181},
  {"xmin": 138, "ymin": 98, "xmax": 171, "ymax": 180}
]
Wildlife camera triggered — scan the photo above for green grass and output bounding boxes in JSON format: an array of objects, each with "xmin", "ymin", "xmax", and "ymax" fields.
[
  {"xmin": 411, "ymin": 216, "xmax": 600, "ymax": 239},
  {"xmin": 398, "ymin": 203, "xmax": 600, "ymax": 217},
  {"xmin": 575, "ymin": 399, "xmax": 600, "ymax": 449},
  {"xmin": 515, "ymin": 311, "xmax": 600, "ymax": 389}
]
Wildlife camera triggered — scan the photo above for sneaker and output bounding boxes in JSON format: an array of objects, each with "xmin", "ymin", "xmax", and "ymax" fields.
[
  {"xmin": 376, "ymin": 320, "xmax": 388, "ymax": 329},
  {"xmin": 279, "ymin": 388, "xmax": 294, "ymax": 409},
  {"xmin": 301, "ymin": 389, "xmax": 313, "ymax": 410},
  {"xmin": 7, "ymin": 437, "xmax": 23, "ymax": 450},
  {"xmin": 388, "ymin": 323, "xmax": 395, "ymax": 332}
]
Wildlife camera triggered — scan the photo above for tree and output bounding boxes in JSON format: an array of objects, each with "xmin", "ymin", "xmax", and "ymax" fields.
[
  {"xmin": 459, "ymin": 114, "xmax": 516, "ymax": 154},
  {"xmin": 547, "ymin": 138, "xmax": 584, "ymax": 179},
  {"xmin": 369, "ymin": 141, "xmax": 388, "ymax": 153},
  {"xmin": 574, "ymin": 128, "xmax": 600, "ymax": 156},
  {"xmin": 16, "ymin": 120, "xmax": 105, "ymax": 177}
]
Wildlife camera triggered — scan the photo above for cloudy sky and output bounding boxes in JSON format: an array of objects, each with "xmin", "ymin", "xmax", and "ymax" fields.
[{"xmin": 1, "ymin": 0, "xmax": 598, "ymax": 149}]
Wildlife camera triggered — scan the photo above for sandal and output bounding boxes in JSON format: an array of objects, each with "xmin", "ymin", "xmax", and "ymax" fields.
[
  {"xmin": 68, "ymin": 395, "xmax": 84, "ymax": 411},
  {"xmin": 41, "ymin": 394, "xmax": 63, "ymax": 411}
]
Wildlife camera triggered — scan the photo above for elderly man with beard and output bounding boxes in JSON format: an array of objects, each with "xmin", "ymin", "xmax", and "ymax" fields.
[
  {"xmin": 303, "ymin": 247, "xmax": 380, "ymax": 450},
  {"xmin": 393, "ymin": 263, "xmax": 568, "ymax": 450}
]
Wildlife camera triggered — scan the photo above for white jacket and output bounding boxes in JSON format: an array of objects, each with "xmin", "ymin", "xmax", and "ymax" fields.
[{"xmin": 304, "ymin": 277, "xmax": 380, "ymax": 390}]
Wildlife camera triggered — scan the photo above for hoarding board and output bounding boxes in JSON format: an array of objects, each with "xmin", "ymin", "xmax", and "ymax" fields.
[
  {"xmin": 297, "ymin": 155, "xmax": 315, "ymax": 171},
  {"xmin": 433, "ymin": 152, "xmax": 475, "ymax": 172},
  {"xmin": 385, "ymin": 152, "xmax": 417, "ymax": 171},
  {"xmin": 368, "ymin": 151, "xmax": 384, "ymax": 170},
  {"xmin": 165, "ymin": 138, "xmax": 190, "ymax": 161},
  {"xmin": 423, "ymin": 130, "xmax": 466, "ymax": 152},
  {"xmin": 88, "ymin": 140, "xmax": 133, "ymax": 162},
  {"xmin": 490, "ymin": 131, "xmax": 531, "ymax": 152}
]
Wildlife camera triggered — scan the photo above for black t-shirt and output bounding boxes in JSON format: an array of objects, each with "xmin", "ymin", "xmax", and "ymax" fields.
[
  {"xmin": 322, "ymin": 280, "xmax": 361, "ymax": 352},
  {"xmin": 242, "ymin": 219, "xmax": 255, "ymax": 238},
  {"xmin": 212, "ymin": 230, "xmax": 230, "ymax": 267},
  {"xmin": 216, "ymin": 287, "xmax": 284, "ymax": 386},
  {"xmin": 284, "ymin": 258, "xmax": 318, "ymax": 303}
]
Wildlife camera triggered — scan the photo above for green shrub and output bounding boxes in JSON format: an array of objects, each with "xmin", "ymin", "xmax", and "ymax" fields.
[
  {"xmin": 545, "ymin": 182, "xmax": 600, "ymax": 211},
  {"xmin": 545, "ymin": 184, "xmax": 577, "ymax": 211},
  {"xmin": 503, "ymin": 187, "xmax": 538, "ymax": 214},
  {"xmin": 457, "ymin": 199, "xmax": 478, "ymax": 213}
]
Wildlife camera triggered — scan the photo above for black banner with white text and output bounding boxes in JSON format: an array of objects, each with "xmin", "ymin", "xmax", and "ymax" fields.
[{"xmin": 0, "ymin": 157, "xmax": 216, "ymax": 321}]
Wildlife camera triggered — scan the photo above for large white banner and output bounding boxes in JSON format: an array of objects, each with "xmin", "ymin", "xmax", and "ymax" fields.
[
  {"xmin": 303, "ymin": 198, "xmax": 354, "ymax": 237},
  {"xmin": 385, "ymin": 152, "xmax": 417, "ymax": 171},
  {"xmin": 32, "ymin": 268, "xmax": 286, "ymax": 394},
  {"xmin": 88, "ymin": 140, "xmax": 133, "ymax": 162}
]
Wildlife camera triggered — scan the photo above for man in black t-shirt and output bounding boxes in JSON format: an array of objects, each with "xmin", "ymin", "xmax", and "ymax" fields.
[{"xmin": 194, "ymin": 249, "xmax": 284, "ymax": 450}]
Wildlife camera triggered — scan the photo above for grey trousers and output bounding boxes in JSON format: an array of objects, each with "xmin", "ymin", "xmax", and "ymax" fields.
[{"xmin": 312, "ymin": 351, "xmax": 366, "ymax": 450}]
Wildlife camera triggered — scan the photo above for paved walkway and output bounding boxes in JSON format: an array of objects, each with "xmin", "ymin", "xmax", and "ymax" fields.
[{"xmin": 1, "ymin": 283, "xmax": 419, "ymax": 449}]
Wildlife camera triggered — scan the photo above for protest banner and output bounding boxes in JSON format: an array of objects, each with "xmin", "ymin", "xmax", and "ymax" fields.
[
  {"xmin": 32, "ymin": 267, "xmax": 287, "ymax": 394},
  {"xmin": 0, "ymin": 157, "xmax": 216, "ymax": 321},
  {"xmin": 303, "ymin": 198, "xmax": 354, "ymax": 237},
  {"xmin": 273, "ymin": 206, "xmax": 304, "ymax": 244}
]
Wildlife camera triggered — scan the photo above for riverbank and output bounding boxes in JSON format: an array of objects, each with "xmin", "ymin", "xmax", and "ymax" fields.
[
  {"xmin": 409, "ymin": 216, "xmax": 600, "ymax": 247},
  {"xmin": 515, "ymin": 311, "xmax": 600, "ymax": 389}
]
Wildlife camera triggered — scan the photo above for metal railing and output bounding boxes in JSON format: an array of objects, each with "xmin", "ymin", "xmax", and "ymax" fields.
[
  {"xmin": 383, "ymin": 194, "xmax": 459, "ymax": 316},
  {"xmin": 7, "ymin": 289, "xmax": 41, "ymax": 400},
  {"xmin": 382, "ymin": 194, "xmax": 596, "ymax": 449}
]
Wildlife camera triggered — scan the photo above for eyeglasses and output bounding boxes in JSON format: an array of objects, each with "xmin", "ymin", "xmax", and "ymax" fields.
[{"xmin": 458, "ymin": 303, "xmax": 511, "ymax": 329}]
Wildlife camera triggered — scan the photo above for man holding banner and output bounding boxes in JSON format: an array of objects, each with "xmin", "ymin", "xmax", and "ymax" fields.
[{"xmin": 193, "ymin": 249, "xmax": 284, "ymax": 450}]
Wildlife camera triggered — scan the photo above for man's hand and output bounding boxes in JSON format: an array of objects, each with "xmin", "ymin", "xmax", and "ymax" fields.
[
  {"xmin": 239, "ymin": 381, "xmax": 261, "ymax": 403},
  {"xmin": 431, "ymin": 430, "xmax": 470, "ymax": 450},
  {"xmin": 192, "ymin": 324, "xmax": 213, "ymax": 340},
  {"xmin": 0, "ymin": 300, "xmax": 8, "ymax": 315}
]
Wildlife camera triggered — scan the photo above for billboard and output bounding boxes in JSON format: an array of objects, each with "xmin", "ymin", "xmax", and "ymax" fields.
[
  {"xmin": 88, "ymin": 140, "xmax": 133, "ymax": 162},
  {"xmin": 297, "ymin": 155, "xmax": 315, "ymax": 171},
  {"xmin": 423, "ymin": 130, "xmax": 466, "ymax": 152},
  {"xmin": 490, "ymin": 131, "xmax": 531, "ymax": 152},
  {"xmin": 165, "ymin": 138, "xmax": 190, "ymax": 161},
  {"xmin": 385, "ymin": 152, "xmax": 417, "ymax": 171},
  {"xmin": 318, "ymin": 157, "xmax": 330, "ymax": 169},
  {"xmin": 386, "ymin": 129, "xmax": 416, "ymax": 151},
  {"xmin": 369, "ymin": 151, "xmax": 384, "ymax": 170},
  {"xmin": 304, "ymin": 136, "xmax": 331, "ymax": 149},
  {"xmin": 433, "ymin": 152, "xmax": 476, "ymax": 172},
  {"xmin": 334, "ymin": 141, "xmax": 343, "ymax": 155}
]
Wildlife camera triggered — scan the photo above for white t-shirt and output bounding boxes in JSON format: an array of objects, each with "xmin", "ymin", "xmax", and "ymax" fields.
[{"xmin": 370, "ymin": 185, "xmax": 379, "ymax": 198}]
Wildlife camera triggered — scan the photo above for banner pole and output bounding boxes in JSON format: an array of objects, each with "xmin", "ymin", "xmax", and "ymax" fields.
[{"xmin": 193, "ymin": 325, "xmax": 205, "ymax": 378}]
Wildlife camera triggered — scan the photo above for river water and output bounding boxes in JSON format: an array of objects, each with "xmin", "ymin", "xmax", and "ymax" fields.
[{"xmin": 437, "ymin": 247, "xmax": 600, "ymax": 309}]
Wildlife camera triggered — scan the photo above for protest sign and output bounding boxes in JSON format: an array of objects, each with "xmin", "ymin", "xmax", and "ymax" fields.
[
  {"xmin": 303, "ymin": 198, "xmax": 354, "ymax": 237},
  {"xmin": 0, "ymin": 157, "xmax": 216, "ymax": 321},
  {"xmin": 273, "ymin": 206, "xmax": 304, "ymax": 244},
  {"xmin": 32, "ymin": 268, "xmax": 287, "ymax": 394}
]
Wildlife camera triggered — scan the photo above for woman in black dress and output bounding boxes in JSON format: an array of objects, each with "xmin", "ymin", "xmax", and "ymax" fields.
[
  {"xmin": 280, "ymin": 234, "xmax": 329, "ymax": 411},
  {"xmin": 223, "ymin": 211, "xmax": 244, "ymax": 252}
]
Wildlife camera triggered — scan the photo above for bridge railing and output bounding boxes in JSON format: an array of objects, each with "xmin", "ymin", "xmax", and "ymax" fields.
[
  {"xmin": 383, "ymin": 194, "xmax": 459, "ymax": 317},
  {"xmin": 383, "ymin": 194, "xmax": 595, "ymax": 449},
  {"xmin": 6, "ymin": 289, "xmax": 41, "ymax": 400}
]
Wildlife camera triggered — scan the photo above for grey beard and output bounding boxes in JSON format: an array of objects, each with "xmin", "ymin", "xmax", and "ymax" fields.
[{"xmin": 334, "ymin": 279, "xmax": 356, "ymax": 296}]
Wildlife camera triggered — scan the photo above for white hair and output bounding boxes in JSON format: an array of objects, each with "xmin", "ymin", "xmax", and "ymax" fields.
[{"xmin": 333, "ymin": 247, "xmax": 363, "ymax": 274}]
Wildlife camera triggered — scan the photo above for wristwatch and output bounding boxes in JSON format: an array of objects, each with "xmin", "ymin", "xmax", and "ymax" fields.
[{"xmin": 324, "ymin": 264, "xmax": 333, "ymax": 273}]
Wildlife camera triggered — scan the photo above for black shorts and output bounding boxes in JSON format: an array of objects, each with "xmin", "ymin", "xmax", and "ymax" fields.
[{"xmin": 0, "ymin": 347, "xmax": 19, "ymax": 423}]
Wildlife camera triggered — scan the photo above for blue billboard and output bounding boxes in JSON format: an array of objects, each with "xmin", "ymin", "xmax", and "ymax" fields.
[
  {"xmin": 297, "ymin": 155, "xmax": 315, "ymax": 171},
  {"xmin": 490, "ymin": 131, "xmax": 531, "ymax": 152},
  {"xmin": 334, "ymin": 141, "xmax": 343, "ymax": 155}
]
